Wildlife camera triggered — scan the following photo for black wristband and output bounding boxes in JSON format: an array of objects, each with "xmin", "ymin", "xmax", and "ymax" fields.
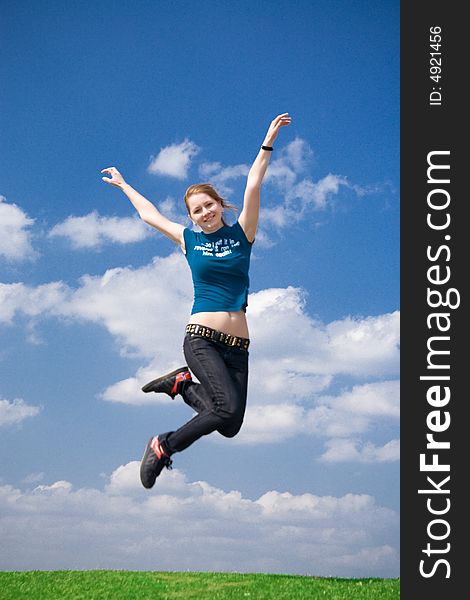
[{"xmin": 261, "ymin": 145, "xmax": 273, "ymax": 151}]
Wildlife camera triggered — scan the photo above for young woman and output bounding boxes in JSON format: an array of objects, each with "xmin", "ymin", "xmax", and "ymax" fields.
[{"xmin": 101, "ymin": 113, "xmax": 291, "ymax": 489}]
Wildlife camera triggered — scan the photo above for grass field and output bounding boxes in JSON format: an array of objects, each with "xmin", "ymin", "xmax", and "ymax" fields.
[{"xmin": 0, "ymin": 571, "xmax": 399, "ymax": 599}]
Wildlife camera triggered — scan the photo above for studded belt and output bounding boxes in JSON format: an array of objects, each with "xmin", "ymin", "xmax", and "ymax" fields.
[{"xmin": 185, "ymin": 323, "xmax": 250, "ymax": 350}]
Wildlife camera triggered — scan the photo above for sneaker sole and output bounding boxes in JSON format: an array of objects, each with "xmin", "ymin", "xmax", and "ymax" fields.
[
  {"xmin": 140, "ymin": 437, "xmax": 172, "ymax": 489},
  {"xmin": 140, "ymin": 437, "xmax": 157, "ymax": 489},
  {"xmin": 141, "ymin": 366, "xmax": 189, "ymax": 393}
]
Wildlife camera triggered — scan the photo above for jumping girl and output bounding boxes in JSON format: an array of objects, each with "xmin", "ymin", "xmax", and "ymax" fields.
[{"xmin": 101, "ymin": 113, "xmax": 291, "ymax": 489}]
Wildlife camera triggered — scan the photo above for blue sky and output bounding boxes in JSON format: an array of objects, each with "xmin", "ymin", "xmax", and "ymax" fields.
[{"xmin": 0, "ymin": 0, "xmax": 399, "ymax": 577}]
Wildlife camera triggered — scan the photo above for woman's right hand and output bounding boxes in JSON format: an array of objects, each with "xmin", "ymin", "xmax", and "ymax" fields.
[{"xmin": 101, "ymin": 166, "xmax": 127, "ymax": 189}]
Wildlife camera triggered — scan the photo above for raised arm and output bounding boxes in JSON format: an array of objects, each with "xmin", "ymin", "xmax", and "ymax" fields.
[
  {"xmin": 238, "ymin": 113, "xmax": 292, "ymax": 242},
  {"xmin": 101, "ymin": 167, "xmax": 185, "ymax": 248}
]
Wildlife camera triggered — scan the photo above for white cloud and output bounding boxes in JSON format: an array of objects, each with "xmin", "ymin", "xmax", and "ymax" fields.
[
  {"xmin": 319, "ymin": 380, "xmax": 400, "ymax": 418},
  {"xmin": 258, "ymin": 145, "xmax": 349, "ymax": 242},
  {"xmin": 304, "ymin": 380, "xmax": 400, "ymax": 438},
  {"xmin": 0, "ymin": 462, "xmax": 399, "ymax": 577},
  {"xmin": 248, "ymin": 288, "xmax": 399, "ymax": 381},
  {"xmin": 279, "ymin": 136, "xmax": 314, "ymax": 173},
  {"xmin": 257, "ymin": 204, "xmax": 289, "ymax": 229},
  {"xmin": 92, "ymin": 281, "xmax": 398, "ymax": 458},
  {"xmin": 0, "ymin": 254, "xmax": 192, "ymax": 358},
  {"xmin": 97, "ymin": 284, "xmax": 398, "ymax": 413},
  {"xmin": 260, "ymin": 174, "xmax": 348, "ymax": 231},
  {"xmin": 0, "ymin": 263, "xmax": 399, "ymax": 457},
  {"xmin": 143, "ymin": 137, "xmax": 361, "ymax": 245},
  {"xmin": 262, "ymin": 138, "xmax": 313, "ymax": 189},
  {"xmin": 48, "ymin": 211, "xmax": 150, "ymax": 249},
  {"xmin": 21, "ymin": 472, "xmax": 45, "ymax": 484},
  {"xmin": 0, "ymin": 397, "xmax": 41, "ymax": 427},
  {"xmin": 239, "ymin": 404, "xmax": 307, "ymax": 444},
  {"xmin": 148, "ymin": 139, "xmax": 200, "ymax": 179},
  {"xmin": 235, "ymin": 380, "xmax": 399, "ymax": 456},
  {"xmin": 310, "ymin": 173, "xmax": 347, "ymax": 207},
  {"xmin": 157, "ymin": 196, "xmax": 190, "ymax": 223},
  {"xmin": 0, "ymin": 281, "xmax": 69, "ymax": 324},
  {"xmin": 33, "ymin": 480, "xmax": 73, "ymax": 494},
  {"xmin": 197, "ymin": 139, "xmax": 313, "ymax": 200},
  {"xmin": 320, "ymin": 439, "xmax": 400, "ymax": 463},
  {"xmin": 304, "ymin": 380, "xmax": 399, "ymax": 441},
  {"xmin": 61, "ymin": 254, "xmax": 193, "ymax": 360},
  {"xmin": 198, "ymin": 162, "xmax": 250, "ymax": 197},
  {"xmin": 323, "ymin": 313, "xmax": 400, "ymax": 377},
  {"xmin": 0, "ymin": 196, "xmax": 36, "ymax": 261},
  {"xmin": 198, "ymin": 161, "xmax": 223, "ymax": 178}
]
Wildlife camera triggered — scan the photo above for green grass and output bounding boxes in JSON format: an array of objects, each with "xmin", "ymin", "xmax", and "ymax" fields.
[{"xmin": 0, "ymin": 571, "xmax": 399, "ymax": 599}]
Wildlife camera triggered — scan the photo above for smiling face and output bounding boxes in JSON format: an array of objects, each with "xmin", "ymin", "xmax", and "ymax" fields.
[{"xmin": 186, "ymin": 192, "xmax": 225, "ymax": 233}]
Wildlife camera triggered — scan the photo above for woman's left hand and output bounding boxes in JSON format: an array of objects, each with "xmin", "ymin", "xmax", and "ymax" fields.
[{"xmin": 264, "ymin": 113, "xmax": 292, "ymax": 145}]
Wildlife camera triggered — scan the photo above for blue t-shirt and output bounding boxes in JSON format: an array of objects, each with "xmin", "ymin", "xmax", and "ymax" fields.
[{"xmin": 183, "ymin": 221, "xmax": 253, "ymax": 314}]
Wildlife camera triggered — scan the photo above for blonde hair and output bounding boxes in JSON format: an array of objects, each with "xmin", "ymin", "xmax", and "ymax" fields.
[{"xmin": 184, "ymin": 183, "xmax": 238, "ymax": 224}]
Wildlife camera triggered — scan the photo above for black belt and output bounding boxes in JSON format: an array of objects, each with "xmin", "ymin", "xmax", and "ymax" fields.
[{"xmin": 186, "ymin": 324, "xmax": 250, "ymax": 350}]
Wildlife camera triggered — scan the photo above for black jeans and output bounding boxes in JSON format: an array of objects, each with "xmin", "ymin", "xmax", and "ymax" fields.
[{"xmin": 160, "ymin": 333, "xmax": 249, "ymax": 455}]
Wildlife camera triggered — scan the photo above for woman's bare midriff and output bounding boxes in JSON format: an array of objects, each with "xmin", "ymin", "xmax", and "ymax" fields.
[{"xmin": 188, "ymin": 310, "xmax": 249, "ymax": 338}]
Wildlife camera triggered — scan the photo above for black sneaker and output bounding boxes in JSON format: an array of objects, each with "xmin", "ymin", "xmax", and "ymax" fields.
[
  {"xmin": 140, "ymin": 436, "xmax": 173, "ymax": 489},
  {"xmin": 141, "ymin": 366, "xmax": 191, "ymax": 398}
]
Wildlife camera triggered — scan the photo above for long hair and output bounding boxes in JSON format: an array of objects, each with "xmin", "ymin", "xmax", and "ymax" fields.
[{"xmin": 184, "ymin": 183, "xmax": 238, "ymax": 225}]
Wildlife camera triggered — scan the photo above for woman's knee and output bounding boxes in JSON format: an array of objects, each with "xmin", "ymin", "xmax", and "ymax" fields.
[
  {"xmin": 217, "ymin": 409, "xmax": 244, "ymax": 438},
  {"xmin": 218, "ymin": 424, "xmax": 243, "ymax": 438}
]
